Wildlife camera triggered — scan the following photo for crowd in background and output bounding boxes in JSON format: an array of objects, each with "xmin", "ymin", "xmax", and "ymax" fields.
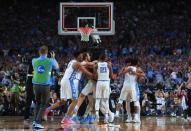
[{"xmin": 0, "ymin": 0, "xmax": 191, "ymax": 116}]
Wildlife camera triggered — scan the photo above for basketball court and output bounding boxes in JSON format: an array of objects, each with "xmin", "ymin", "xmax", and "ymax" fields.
[
  {"xmin": 1, "ymin": 1, "xmax": 190, "ymax": 131},
  {"xmin": 0, "ymin": 116, "xmax": 191, "ymax": 130}
]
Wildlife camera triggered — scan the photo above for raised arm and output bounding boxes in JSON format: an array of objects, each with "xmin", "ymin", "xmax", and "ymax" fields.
[
  {"xmin": 132, "ymin": 67, "xmax": 145, "ymax": 78},
  {"xmin": 50, "ymin": 51, "xmax": 59, "ymax": 69},
  {"xmin": 118, "ymin": 67, "xmax": 131, "ymax": 76}
]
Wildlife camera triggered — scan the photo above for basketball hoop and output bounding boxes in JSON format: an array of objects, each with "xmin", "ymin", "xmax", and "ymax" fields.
[{"xmin": 78, "ymin": 27, "xmax": 93, "ymax": 42}]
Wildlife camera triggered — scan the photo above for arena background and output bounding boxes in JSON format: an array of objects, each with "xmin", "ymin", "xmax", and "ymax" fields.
[{"xmin": 0, "ymin": 0, "xmax": 191, "ymax": 120}]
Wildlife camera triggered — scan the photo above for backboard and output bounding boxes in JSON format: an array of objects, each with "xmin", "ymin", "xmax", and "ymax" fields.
[{"xmin": 58, "ymin": 2, "xmax": 115, "ymax": 35}]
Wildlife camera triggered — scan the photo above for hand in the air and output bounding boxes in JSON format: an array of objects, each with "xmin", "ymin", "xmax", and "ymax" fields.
[{"xmin": 50, "ymin": 51, "xmax": 55, "ymax": 58}]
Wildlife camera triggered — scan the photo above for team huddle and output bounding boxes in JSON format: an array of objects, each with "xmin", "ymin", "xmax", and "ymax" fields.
[{"xmin": 43, "ymin": 49, "xmax": 145, "ymax": 124}]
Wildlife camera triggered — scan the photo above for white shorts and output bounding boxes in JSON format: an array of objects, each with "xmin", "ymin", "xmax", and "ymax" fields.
[
  {"xmin": 81, "ymin": 80, "xmax": 96, "ymax": 96},
  {"xmin": 119, "ymin": 84, "xmax": 137, "ymax": 103},
  {"xmin": 60, "ymin": 79, "xmax": 80, "ymax": 100},
  {"xmin": 96, "ymin": 80, "xmax": 110, "ymax": 99}
]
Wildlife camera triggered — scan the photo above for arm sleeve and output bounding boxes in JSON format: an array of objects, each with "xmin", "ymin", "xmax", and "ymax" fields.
[
  {"xmin": 50, "ymin": 58, "xmax": 58, "ymax": 69},
  {"xmin": 32, "ymin": 59, "xmax": 35, "ymax": 66}
]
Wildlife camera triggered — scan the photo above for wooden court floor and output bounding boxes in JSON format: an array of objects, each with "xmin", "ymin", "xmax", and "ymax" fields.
[{"xmin": 0, "ymin": 116, "xmax": 191, "ymax": 131}]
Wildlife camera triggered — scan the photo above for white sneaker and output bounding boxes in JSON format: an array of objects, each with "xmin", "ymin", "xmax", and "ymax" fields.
[
  {"xmin": 125, "ymin": 118, "xmax": 133, "ymax": 123},
  {"xmin": 171, "ymin": 113, "xmax": 176, "ymax": 117},
  {"xmin": 109, "ymin": 113, "xmax": 115, "ymax": 123},
  {"xmin": 32, "ymin": 121, "xmax": 37, "ymax": 126},
  {"xmin": 187, "ymin": 117, "xmax": 191, "ymax": 122},
  {"xmin": 34, "ymin": 123, "xmax": 44, "ymax": 129},
  {"xmin": 132, "ymin": 118, "xmax": 141, "ymax": 123},
  {"xmin": 104, "ymin": 118, "xmax": 109, "ymax": 124},
  {"xmin": 182, "ymin": 118, "xmax": 188, "ymax": 123}
]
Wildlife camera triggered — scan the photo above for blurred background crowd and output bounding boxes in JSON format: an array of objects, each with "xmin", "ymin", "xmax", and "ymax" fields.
[{"xmin": 0, "ymin": 0, "xmax": 191, "ymax": 117}]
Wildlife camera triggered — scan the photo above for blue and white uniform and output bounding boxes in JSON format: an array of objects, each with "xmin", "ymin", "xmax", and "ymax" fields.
[
  {"xmin": 81, "ymin": 79, "xmax": 96, "ymax": 97},
  {"xmin": 119, "ymin": 66, "xmax": 139, "ymax": 105},
  {"xmin": 60, "ymin": 60, "xmax": 82, "ymax": 100},
  {"xmin": 96, "ymin": 62, "xmax": 110, "ymax": 99}
]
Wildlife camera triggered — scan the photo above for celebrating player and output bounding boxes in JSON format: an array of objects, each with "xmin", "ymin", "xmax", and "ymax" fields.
[
  {"xmin": 94, "ymin": 54, "xmax": 113, "ymax": 124},
  {"xmin": 116, "ymin": 58, "xmax": 145, "ymax": 123},
  {"xmin": 44, "ymin": 50, "xmax": 93, "ymax": 124},
  {"xmin": 70, "ymin": 52, "xmax": 97, "ymax": 123}
]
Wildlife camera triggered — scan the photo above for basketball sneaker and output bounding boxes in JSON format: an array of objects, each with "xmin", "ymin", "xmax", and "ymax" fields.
[
  {"xmin": 34, "ymin": 123, "xmax": 44, "ymax": 129},
  {"xmin": 61, "ymin": 117, "xmax": 75, "ymax": 124},
  {"xmin": 80, "ymin": 116, "xmax": 90, "ymax": 124},
  {"xmin": 125, "ymin": 117, "xmax": 133, "ymax": 123},
  {"xmin": 32, "ymin": 120, "xmax": 37, "ymax": 126},
  {"xmin": 104, "ymin": 118, "xmax": 109, "ymax": 124},
  {"xmin": 71, "ymin": 115, "xmax": 80, "ymax": 123},
  {"xmin": 132, "ymin": 118, "xmax": 141, "ymax": 123},
  {"xmin": 89, "ymin": 115, "xmax": 96, "ymax": 124}
]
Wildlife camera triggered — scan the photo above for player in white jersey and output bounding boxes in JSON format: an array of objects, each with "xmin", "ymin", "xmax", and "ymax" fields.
[
  {"xmin": 116, "ymin": 58, "xmax": 145, "ymax": 123},
  {"xmin": 95, "ymin": 54, "xmax": 113, "ymax": 124},
  {"xmin": 44, "ymin": 50, "xmax": 93, "ymax": 124},
  {"xmin": 70, "ymin": 52, "xmax": 97, "ymax": 123}
]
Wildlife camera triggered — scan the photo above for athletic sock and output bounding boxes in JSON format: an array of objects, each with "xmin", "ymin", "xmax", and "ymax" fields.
[
  {"xmin": 73, "ymin": 106, "xmax": 79, "ymax": 113},
  {"xmin": 105, "ymin": 113, "xmax": 109, "ymax": 120},
  {"xmin": 115, "ymin": 111, "xmax": 119, "ymax": 116},
  {"xmin": 108, "ymin": 109, "xmax": 113, "ymax": 116},
  {"xmin": 134, "ymin": 113, "xmax": 139, "ymax": 120},
  {"xmin": 96, "ymin": 111, "xmax": 99, "ymax": 117},
  {"xmin": 126, "ymin": 102, "xmax": 131, "ymax": 119},
  {"xmin": 64, "ymin": 114, "xmax": 69, "ymax": 118},
  {"xmin": 72, "ymin": 114, "xmax": 77, "ymax": 118}
]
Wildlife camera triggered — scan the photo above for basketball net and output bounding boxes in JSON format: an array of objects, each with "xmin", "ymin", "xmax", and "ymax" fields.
[{"xmin": 78, "ymin": 27, "xmax": 93, "ymax": 42}]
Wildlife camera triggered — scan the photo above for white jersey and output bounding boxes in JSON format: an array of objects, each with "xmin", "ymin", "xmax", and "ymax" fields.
[
  {"xmin": 124, "ymin": 66, "xmax": 137, "ymax": 88},
  {"xmin": 97, "ymin": 62, "xmax": 110, "ymax": 81},
  {"xmin": 62, "ymin": 60, "xmax": 82, "ymax": 80}
]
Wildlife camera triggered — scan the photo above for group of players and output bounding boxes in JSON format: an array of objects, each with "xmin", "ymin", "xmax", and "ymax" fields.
[{"xmin": 43, "ymin": 49, "xmax": 145, "ymax": 125}]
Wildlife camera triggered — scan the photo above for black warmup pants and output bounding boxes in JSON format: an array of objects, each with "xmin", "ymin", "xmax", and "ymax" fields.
[
  {"xmin": 24, "ymin": 78, "xmax": 35, "ymax": 119},
  {"xmin": 33, "ymin": 84, "xmax": 50, "ymax": 123},
  {"xmin": 187, "ymin": 89, "xmax": 191, "ymax": 117}
]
